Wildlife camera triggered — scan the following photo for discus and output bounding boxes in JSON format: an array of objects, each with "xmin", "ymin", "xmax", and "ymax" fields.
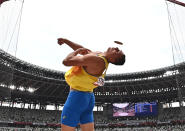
[{"xmin": 114, "ymin": 41, "xmax": 123, "ymax": 45}]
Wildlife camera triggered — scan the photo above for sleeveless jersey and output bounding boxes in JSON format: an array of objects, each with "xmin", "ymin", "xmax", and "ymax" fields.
[{"xmin": 64, "ymin": 55, "xmax": 109, "ymax": 92}]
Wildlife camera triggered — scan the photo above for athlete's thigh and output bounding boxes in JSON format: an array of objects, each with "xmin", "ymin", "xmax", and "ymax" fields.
[
  {"xmin": 61, "ymin": 124, "xmax": 75, "ymax": 131},
  {"xmin": 80, "ymin": 93, "xmax": 95, "ymax": 124},
  {"xmin": 61, "ymin": 91, "xmax": 89, "ymax": 127},
  {"xmin": 61, "ymin": 105, "xmax": 80, "ymax": 127},
  {"xmin": 80, "ymin": 122, "xmax": 94, "ymax": 131}
]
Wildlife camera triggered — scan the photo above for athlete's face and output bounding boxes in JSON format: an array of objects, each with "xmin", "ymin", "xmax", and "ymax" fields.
[{"xmin": 107, "ymin": 47, "xmax": 124, "ymax": 63}]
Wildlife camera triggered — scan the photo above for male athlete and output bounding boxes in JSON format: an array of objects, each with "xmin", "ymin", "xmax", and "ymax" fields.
[{"xmin": 58, "ymin": 38, "xmax": 125, "ymax": 131}]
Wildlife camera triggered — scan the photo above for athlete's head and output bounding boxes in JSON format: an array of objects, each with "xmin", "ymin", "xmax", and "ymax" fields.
[{"xmin": 105, "ymin": 47, "xmax": 125, "ymax": 65}]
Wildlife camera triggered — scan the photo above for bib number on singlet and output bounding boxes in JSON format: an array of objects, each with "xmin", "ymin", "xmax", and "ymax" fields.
[{"xmin": 93, "ymin": 77, "xmax": 105, "ymax": 86}]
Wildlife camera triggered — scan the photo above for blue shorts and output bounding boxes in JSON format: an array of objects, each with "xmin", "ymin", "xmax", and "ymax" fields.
[{"xmin": 61, "ymin": 90, "xmax": 95, "ymax": 127}]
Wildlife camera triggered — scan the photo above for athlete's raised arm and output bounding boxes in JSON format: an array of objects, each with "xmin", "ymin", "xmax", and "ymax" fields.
[{"xmin": 57, "ymin": 38, "xmax": 91, "ymax": 51}]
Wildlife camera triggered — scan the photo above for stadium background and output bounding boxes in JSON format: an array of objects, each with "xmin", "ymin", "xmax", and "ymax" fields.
[{"xmin": 0, "ymin": 0, "xmax": 185, "ymax": 131}]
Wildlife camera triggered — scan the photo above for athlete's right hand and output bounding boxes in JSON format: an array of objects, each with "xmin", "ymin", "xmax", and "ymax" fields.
[
  {"xmin": 76, "ymin": 48, "xmax": 91, "ymax": 55},
  {"xmin": 57, "ymin": 38, "xmax": 66, "ymax": 45}
]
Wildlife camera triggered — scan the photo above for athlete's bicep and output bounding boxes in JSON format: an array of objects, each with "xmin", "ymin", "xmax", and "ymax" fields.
[{"xmin": 63, "ymin": 55, "xmax": 99, "ymax": 67}]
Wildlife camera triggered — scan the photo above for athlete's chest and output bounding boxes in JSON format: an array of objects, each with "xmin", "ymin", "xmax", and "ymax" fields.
[{"xmin": 83, "ymin": 52, "xmax": 105, "ymax": 77}]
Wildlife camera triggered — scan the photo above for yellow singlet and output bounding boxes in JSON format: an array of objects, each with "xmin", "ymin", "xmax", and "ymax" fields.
[{"xmin": 65, "ymin": 55, "xmax": 109, "ymax": 92}]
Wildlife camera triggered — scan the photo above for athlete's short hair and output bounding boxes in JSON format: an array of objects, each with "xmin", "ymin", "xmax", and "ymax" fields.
[{"xmin": 113, "ymin": 54, "xmax": 126, "ymax": 65}]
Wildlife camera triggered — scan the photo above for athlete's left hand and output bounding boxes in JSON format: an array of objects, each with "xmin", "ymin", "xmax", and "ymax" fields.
[{"xmin": 57, "ymin": 38, "xmax": 66, "ymax": 45}]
